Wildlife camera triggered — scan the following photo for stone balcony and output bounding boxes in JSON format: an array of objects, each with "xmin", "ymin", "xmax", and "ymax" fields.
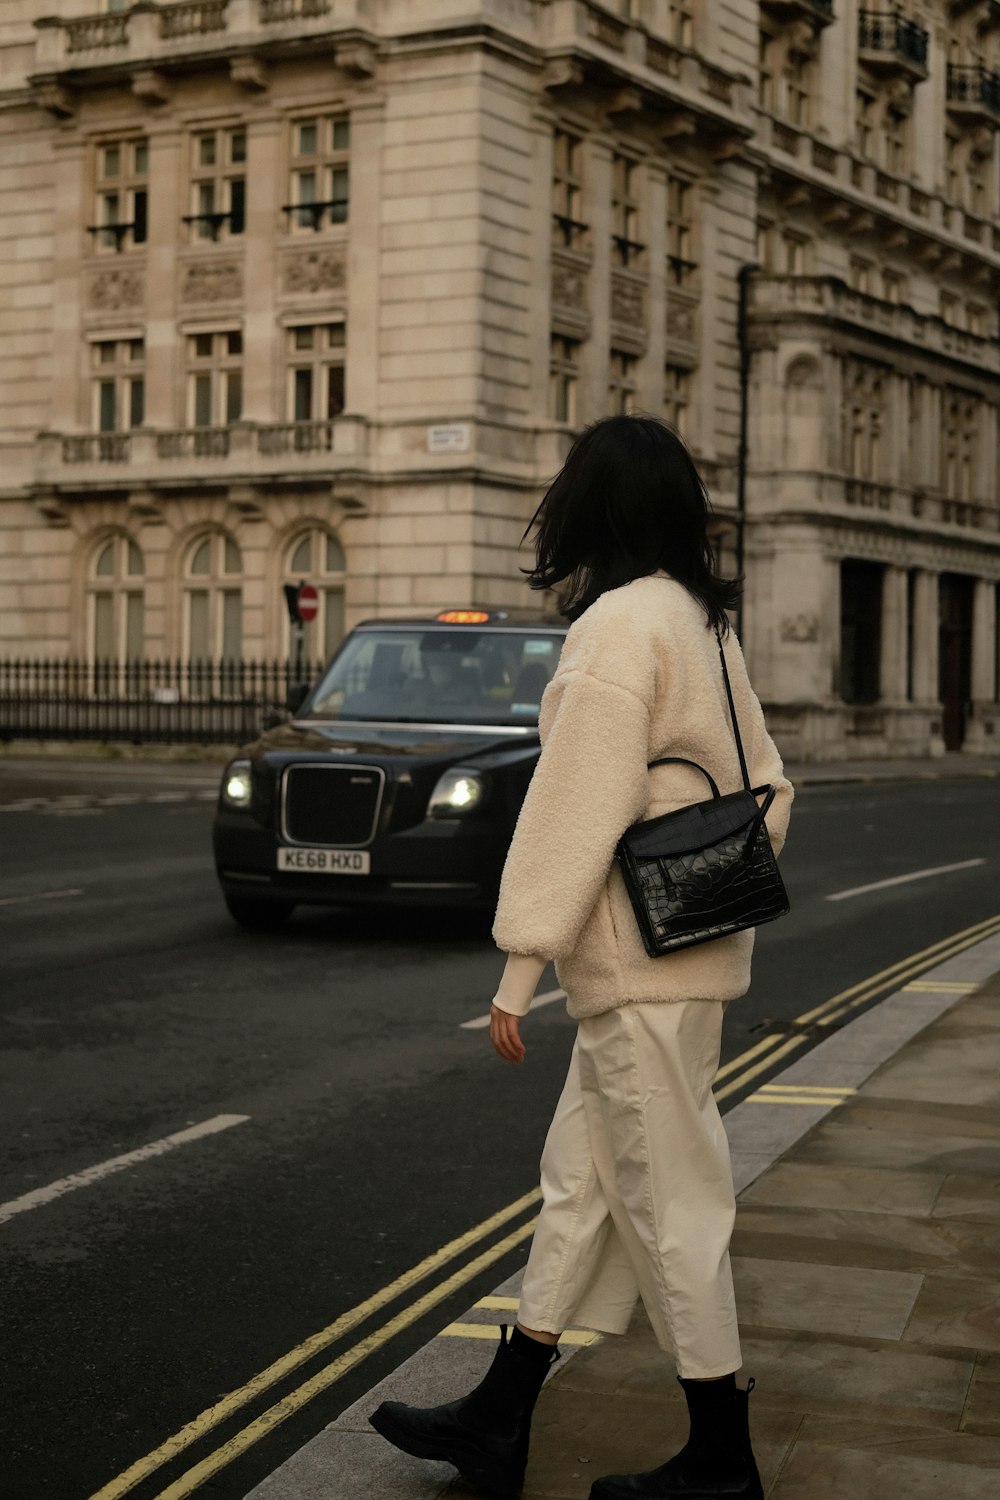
[
  {"xmin": 31, "ymin": 0, "xmax": 375, "ymax": 97},
  {"xmin": 35, "ymin": 417, "xmax": 370, "ymax": 499},
  {"xmin": 538, "ymin": 0, "xmax": 754, "ymax": 141},
  {"xmin": 747, "ymin": 274, "xmax": 1000, "ymax": 374}
]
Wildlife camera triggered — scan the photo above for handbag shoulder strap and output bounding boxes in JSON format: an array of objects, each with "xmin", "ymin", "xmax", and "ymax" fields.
[{"xmin": 716, "ymin": 626, "xmax": 751, "ymax": 793}]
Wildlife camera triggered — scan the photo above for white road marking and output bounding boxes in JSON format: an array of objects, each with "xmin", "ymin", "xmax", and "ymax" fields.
[
  {"xmin": 826, "ymin": 857, "xmax": 986, "ymax": 903},
  {"xmin": 0, "ymin": 1114, "xmax": 250, "ymax": 1225},
  {"xmin": 460, "ymin": 987, "xmax": 567, "ymax": 1031},
  {"xmin": 0, "ymin": 887, "xmax": 84, "ymax": 908}
]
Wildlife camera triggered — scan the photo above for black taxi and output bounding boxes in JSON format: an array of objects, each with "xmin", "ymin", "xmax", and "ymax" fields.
[{"xmin": 213, "ymin": 610, "xmax": 567, "ymax": 927}]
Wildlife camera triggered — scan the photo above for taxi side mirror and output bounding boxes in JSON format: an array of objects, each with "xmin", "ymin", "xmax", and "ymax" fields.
[{"xmin": 285, "ymin": 683, "xmax": 310, "ymax": 715}]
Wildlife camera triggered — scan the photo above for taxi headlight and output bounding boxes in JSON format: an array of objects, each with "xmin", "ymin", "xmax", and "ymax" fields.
[
  {"xmin": 222, "ymin": 759, "xmax": 252, "ymax": 808},
  {"xmin": 427, "ymin": 768, "xmax": 486, "ymax": 817}
]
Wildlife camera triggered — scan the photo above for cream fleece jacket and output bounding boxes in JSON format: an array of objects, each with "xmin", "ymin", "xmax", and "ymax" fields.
[{"xmin": 492, "ymin": 573, "xmax": 793, "ymax": 1021}]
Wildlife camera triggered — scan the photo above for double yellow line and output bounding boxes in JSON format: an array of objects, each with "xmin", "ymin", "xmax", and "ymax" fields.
[
  {"xmin": 90, "ymin": 911, "xmax": 999, "ymax": 1500},
  {"xmin": 713, "ymin": 910, "xmax": 1000, "ymax": 1104}
]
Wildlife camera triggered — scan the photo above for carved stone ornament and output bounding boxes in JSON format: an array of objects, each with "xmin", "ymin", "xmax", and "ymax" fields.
[
  {"xmin": 283, "ymin": 248, "xmax": 347, "ymax": 295},
  {"xmin": 666, "ymin": 300, "xmax": 695, "ymax": 343},
  {"xmin": 89, "ymin": 267, "xmax": 144, "ymax": 312},
  {"xmin": 780, "ymin": 614, "xmax": 820, "ymax": 644},
  {"xmin": 551, "ymin": 261, "xmax": 587, "ymax": 313},
  {"xmin": 181, "ymin": 260, "xmax": 243, "ymax": 303},
  {"xmin": 611, "ymin": 275, "xmax": 645, "ymax": 328}
]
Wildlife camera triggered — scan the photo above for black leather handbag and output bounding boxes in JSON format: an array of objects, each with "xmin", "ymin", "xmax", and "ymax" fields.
[{"xmin": 614, "ymin": 631, "xmax": 789, "ymax": 957}]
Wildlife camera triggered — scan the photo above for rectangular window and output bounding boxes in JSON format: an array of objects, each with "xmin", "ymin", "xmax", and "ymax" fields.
[
  {"xmin": 611, "ymin": 154, "xmax": 642, "ymax": 267},
  {"xmin": 856, "ymin": 90, "xmax": 876, "ymax": 160},
  {"xmin": 188, "ymin": 331, "xmax": 243, "ymax": 426},
  {"xmin": 671, "ymin": 0, "xmax": 694, "ymax": 48},
  {"xmin": 549, "ymin": 334, "xmax": 579, "ymax": 424},
  {"xmin": 286, "ymin": 323, "xmax": 345, "ymax": 421},
  {"xmin": 667, "ymin": 176, "xmax": 696, "ymax": 286},
  {"xmin": 125, "ymin": 593, "xmax": 144, "ymax": 662},
  {"xmin": 840, "ymin": 560, "xmax": 883, "ymax": 705},
  {"xmin": 221, "ymin": 590, "xmax": 242, "ymax": 663},
  {"xmin": 92, "ymin": 136, "xmax": 149, "ymax": 253},
  {"xmin": 783, "ymin": 234, "xmax": 808, "ymax": 275},
  {"xmin": 849, "ymin": 257, "xmax": 875, "ymax": 295},
  {"xmin": 94, "ymin": 592, "xmax": 114, "ymax": 659},
  {"xmin": 552, "ymin": 128, "xmax": 585, "ymax": 247},
  {"xmin": 92, "ymin": 339, "xmax": 145, "ymax": 432},
  {"xmin": 884, "ymin": 104, "xmax": 908, "ymax": 176},
  {"xmin": 664, "ymin": 364, "xmax": 691, "ymax": 436},
  {"xmin": 783, "ymin": 49, "xmax": 810, "ymax": 127},
  {"xmin": 188, "ymin": 590, "xmax": 210, "ymax": 660},
  {"xmin": 608, "ymin": 349, "xmax": 637, "ymax": 415},
  {"xmin": 289, "ymin": 115, "xmax": 350, "ymax": 231},
  {"xmin": 188, "ymin": 127, "xmax": 246, "ymax": 242}
]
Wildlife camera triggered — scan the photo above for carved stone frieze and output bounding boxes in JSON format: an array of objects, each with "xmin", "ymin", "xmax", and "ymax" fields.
[
  {"xmin": 181, "ymin": 260, "xmax": 243, "ymax": 304},
  {"xmin": 611, "ymin": 275, "xmax": 645, "ymax": 328},
  {"xmin": 282, "ymin": 248, "xmax": 347, "ymax": 295},
  {"xmin": 88, "ymin": 267, "xmax": 144, "ymax": 312},
  {"xmin": 666, "ymin": 299, "xmax": 696, "ymax": 343},
  {"xmin": 551, "ymin": 260, "xmax": 587, "ymax": 314},
  {"xmin": 780, "ymin": 613, "xmax": 820, "ymax": 644}
]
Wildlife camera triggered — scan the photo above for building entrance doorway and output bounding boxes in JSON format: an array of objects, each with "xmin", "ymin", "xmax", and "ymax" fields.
[{"xmin": 939, "ymin": 574, "xmax": 973, "ymax": 751}]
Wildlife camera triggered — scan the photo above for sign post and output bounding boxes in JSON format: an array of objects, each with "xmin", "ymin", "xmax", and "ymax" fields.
[{"xmin": 294, "ymin": 583, "xmax": 318, "ymax": 686}]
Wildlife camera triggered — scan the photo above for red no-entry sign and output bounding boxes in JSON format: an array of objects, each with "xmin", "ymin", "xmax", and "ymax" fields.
[{"xmin": 297, "ymin": 584, "xmax": 319, "ymax": 622}]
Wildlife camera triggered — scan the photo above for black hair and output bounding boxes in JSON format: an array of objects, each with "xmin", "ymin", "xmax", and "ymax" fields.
[{"xmin": 522, "ymin": 414, "xmax": 741, "ymax": 632}]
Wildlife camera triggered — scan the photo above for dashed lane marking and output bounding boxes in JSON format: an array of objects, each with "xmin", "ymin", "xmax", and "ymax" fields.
[
  {"xmin": 0, "ymin": 1115, "xmax": 250, "ymax": 1226},
  {"xmin": 460, "ymin": 986, "xmax": 567, "ymax": 1030},
  {"xmin": 0, "ymin": 887, "xmax": 84, "ymax": 909},
  {"xmin": 826, "ymin": 857, "xmax": 986, "ymax": 902}
]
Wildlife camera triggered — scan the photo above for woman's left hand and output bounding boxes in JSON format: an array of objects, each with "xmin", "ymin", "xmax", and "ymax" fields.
[{"xmin": 490, "ymin": 1005, "xmax": 526, "ymax": 1065}]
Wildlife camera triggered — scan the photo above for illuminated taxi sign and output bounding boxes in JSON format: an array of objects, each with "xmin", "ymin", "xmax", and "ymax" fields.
[{"xmin": 436, "ymin": 610, "xmax": 491, "ymax": 624}]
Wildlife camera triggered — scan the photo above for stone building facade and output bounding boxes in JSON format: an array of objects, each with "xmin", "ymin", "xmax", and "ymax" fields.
[{"xmin": 0, "ymin": 0, "xmax": 998, "ymax": 759}]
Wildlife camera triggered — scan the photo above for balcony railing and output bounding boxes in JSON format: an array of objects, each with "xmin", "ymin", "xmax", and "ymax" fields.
[
  {"xmin": 946, "ymin": 64, "xmax": 1000, "ymax": 122},
  {"xmin": 161, "ymin": 1, "xmax": 228, "ymax": 40},
  {"xmin": 38, "ymin": 418, "xmax": 369, "ymax": 487},
  {"xmin": 261, "ymin": 0, "xmax": 331, "ymax": 19},
  {"xmin": 33, "ymin": 0, "xmax": 369, "ymax": 76},
  {"xmin": 257, "ymin": 421, "xmax": 335, "ymax": 455},
  {"xmin": 62, "ymin": 434, "xmax": 131, "ymax": 464},
  {"xmin": 65, "ymin": 13, "xmax": 128, "ymax": 53},
  {"xmin": 858, "ymin": 9, "xmax": 929, "ymax": 74}
]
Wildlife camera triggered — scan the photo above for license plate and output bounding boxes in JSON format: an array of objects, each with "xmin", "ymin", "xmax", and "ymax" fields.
[{"xmin": 277, "ymin": 847, "xmax": 371, "ymax": 874}]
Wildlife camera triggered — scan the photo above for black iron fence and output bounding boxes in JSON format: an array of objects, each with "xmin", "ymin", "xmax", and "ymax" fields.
[{"xmin": 0, "ymin": 658, "xmax": 325, "ymax": 745}]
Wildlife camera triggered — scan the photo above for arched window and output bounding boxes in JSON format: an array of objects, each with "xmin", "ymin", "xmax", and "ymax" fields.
[
  {"xmin": 89, "ymin": 534, "xmax": 144, "ymax": 661},
  {"xmin": 184, "ymin": 532, "xmax": 242, "ymax": 662},
  {"xmin": 283, "ymin": 528, "xmax": 346, "ymax": 662}
]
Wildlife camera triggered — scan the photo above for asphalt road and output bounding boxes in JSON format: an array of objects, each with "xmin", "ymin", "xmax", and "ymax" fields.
[{"xmin": 1, "ymin": 759, "xmax": 997, "ymax": 1500}]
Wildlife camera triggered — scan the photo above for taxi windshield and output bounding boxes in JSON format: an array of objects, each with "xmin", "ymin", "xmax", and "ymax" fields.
[{"xmin": 304, "ymin": 627, "xmax": 564, "ymax": 726}]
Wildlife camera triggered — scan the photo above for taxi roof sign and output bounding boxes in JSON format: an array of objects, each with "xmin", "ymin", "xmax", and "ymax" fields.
[{"xmin": 436, "ymin": 610, "xmax": 491, "ymax": 624}]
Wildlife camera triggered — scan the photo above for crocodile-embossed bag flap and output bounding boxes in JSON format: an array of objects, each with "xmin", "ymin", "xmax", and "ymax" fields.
[{"xmin": 613, "ymin": 631, "xmax": 789, "ymax": 958}]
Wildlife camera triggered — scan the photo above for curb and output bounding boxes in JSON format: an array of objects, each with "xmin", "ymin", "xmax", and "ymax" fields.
[{"xmin": 243, "ymin": 926, "xmax": 1000, "ymax": 1500}]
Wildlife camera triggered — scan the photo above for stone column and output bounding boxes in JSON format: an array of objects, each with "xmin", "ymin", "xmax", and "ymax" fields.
[
  {"xmin": 880, "ymin": 564, "xmax": 908, "ymax": 704},
  {"xmin": 242, "ymin": 112, "xmax": 281, "ymax": 424},
  {"xmin": 345, "ymin": 95, "xmax": 383, "ymax": 419},
  {"xmin": 579, "ymin": 138, "xmax": 612, "ymax": 424},
  {"xmin": 910, "ymin": 568, "xmax": 940, "ymax": 705},
  {"xmin": 50, "ymin": 137, "xmax": 87, "ymax": 430},
  {"xmin": 970, "ymin": 576, "xmax": 997, "ymax": 707},
  {"xmin": 144, "ymin": 125, "xmax": 182, "ymax": 429},
  {"xmin": 638, "ymin": 161, "xmax": 667, "ymax": 416}
]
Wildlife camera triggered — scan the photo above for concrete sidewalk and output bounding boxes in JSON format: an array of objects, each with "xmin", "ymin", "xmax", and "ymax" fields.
[
  {"xmin": 517, "ymin": 975, "xmax": 1000, "ymax": 1499},
  {"xmin": 248, "ymin": 930, "xmax": 1000, "ymax": 1500}
]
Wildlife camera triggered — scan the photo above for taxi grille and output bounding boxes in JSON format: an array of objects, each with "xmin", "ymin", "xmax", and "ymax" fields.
[{"xmin": 281, "ymin": 764, "xmax": 385, "ymax": 847}]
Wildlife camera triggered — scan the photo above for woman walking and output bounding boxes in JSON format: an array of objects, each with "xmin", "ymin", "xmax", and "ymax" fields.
[{"xmin": 370, "ymin": 415, "xmax": 793, "ymax": 1499}]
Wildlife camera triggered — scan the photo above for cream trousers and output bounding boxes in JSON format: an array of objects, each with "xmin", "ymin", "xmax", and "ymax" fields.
[{"xmin": 517, "ymin": 999, "xmax": 742, "ymax": 1380}]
